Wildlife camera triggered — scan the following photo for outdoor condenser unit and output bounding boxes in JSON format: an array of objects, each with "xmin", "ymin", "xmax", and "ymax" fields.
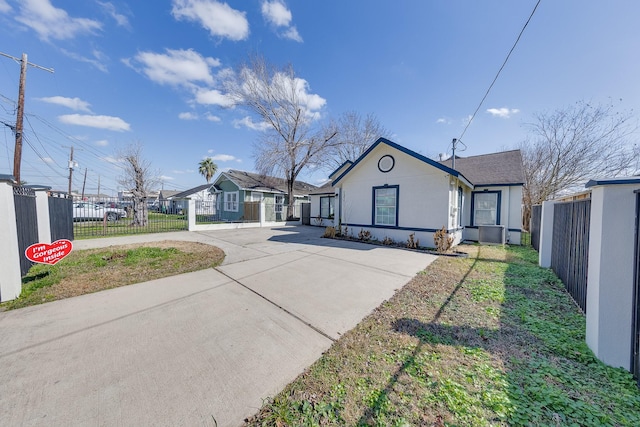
[{"xmin": 478, "ymin": 225, "xmax": 506, "ymax": 245}]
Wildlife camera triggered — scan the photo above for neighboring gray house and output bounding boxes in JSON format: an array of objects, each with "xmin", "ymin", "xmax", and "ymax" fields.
[
  {"xmin": 322, "ymin": 137, "xmax": 524, "ymax": 246},
  {"xmin": 212, "ymin": 170, "xmax": 316, "ymax": 222}
]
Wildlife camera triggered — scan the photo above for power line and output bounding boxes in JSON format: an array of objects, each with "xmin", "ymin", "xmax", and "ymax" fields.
[{"xmin": 457, "ymin": 0, "xmax": 541, "ymax": 142}]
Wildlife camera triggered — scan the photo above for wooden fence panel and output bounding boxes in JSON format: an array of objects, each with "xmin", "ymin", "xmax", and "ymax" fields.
[
  {"xmin": 531, "ymin": 204, "xmax": 542, "ymax": 251},
  {"xmin": 13, "ymin": 186, "xmax": 38, "ymax": 276},
  {"xmin": 551, "ymin": 200, "xmax": 591, "ymax": 313}
]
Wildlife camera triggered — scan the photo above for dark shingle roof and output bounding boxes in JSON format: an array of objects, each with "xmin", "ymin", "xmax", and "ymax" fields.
[
  {"xmin": 440, "ymin": 150, "xmax": 525, "ymax": 186},
  {"xmin": 223, "ymin": 170, "xmax": 317, "ymax": 196},
  {"xmin": 308, "ymin": 181, "xmax": 334, "ymax": 195}
]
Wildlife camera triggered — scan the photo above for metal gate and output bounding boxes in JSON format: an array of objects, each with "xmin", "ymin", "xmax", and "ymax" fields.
[
  {"xmin": 49, "ymin": 191, "xmax": 73, "ymax": 241},
  {"xmin": 633, "ymin": 190, "xmax": 640, "ymax": 385},
  {"xmin": 530, "ymin": 204, "xmax": 542, "ymax": 251},
  {"xmin": 301, "ymin": 202, "xmax": 311, "ymax": 225},
  {"xmin": 14, "ymin": 186, "xmax": 38, "ymax": 276}
]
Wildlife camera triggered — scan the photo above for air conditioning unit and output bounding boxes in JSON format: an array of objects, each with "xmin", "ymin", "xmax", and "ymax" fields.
[{"xmin": 478, "ymin": 225, "xmax": 506, "ymax": 245}]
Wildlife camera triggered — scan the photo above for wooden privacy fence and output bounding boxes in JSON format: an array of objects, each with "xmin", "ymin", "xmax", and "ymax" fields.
[
  {"xmin": 551, "ymin": 200, "xmax": 591, "ymax": 313},
  {"xmin": 530, "ymin": 204, "xmax": 542, "ymax": 250}
]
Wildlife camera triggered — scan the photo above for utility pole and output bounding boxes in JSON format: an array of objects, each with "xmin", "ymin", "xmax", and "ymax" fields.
[
  {"xmin": 451, "ymin": 138, "xmax": 457, "ymax": 170},
  {"xmin": 81, "ymin": 168, "xmax": 88, "ymax": 200},
  {"xmin": 67, "ymin": 146, "xmax": 76, "ymax": 197},
  {"xmin": 0, "ymin": 51, "xmax": 54, "ymax": 184},
  {"xmin": 97, "ymin": 175, "xmax": 101, "ymax": 197}
]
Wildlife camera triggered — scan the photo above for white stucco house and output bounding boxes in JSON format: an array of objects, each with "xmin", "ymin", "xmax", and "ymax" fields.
[{"xmin": 310, "ymin": 137, "xmax": 524, "ymax": 247}]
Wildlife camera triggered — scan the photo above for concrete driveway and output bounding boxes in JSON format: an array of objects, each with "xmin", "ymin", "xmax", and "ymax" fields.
[{"xmin": 0, "ymin": 226, "xmax": 436, "ymax": 426}]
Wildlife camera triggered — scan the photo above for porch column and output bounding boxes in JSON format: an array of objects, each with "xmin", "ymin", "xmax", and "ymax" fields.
[
  {"xmin": 259, "ymin": 200, "xmax": 265, "ymax": 226},
  {"xmin": 0, "ymin": 176, "xmax": 22, "ymax": 302},
  {"xmin": 585, "ymin": 178, "xmax": 640, "ymax": 371}
]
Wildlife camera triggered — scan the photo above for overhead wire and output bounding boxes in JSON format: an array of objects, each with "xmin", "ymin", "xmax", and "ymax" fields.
[{"xmin": 456, "ymin": 0, "xmax": 541, "ymax": 143}]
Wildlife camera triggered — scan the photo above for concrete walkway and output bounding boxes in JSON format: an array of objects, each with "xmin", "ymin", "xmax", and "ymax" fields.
[{"xmin": 0, "ymin": 226, "xmax": 436, "ymax": 426}]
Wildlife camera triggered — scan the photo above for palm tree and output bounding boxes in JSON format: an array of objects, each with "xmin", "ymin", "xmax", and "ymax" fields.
[{"xmin": 198, "ymin": 157, "xmax": 218, "ymax": 183}]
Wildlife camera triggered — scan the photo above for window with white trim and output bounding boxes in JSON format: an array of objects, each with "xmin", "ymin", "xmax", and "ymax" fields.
[
  {"xmin": 275, "ymin": 195, "xmax": 284, "ymax": 213},
  {"xmin": 320, "ymin": 196, "xmax": 334, "ymax": 218},
  {"xmin": 224, "ymin": 191, "xmax": 238, "ymax": 212},
  {"xmin": 374, "ymin": 186, "xmax": 398, "ymax": 226},
  {"xmin": 473, "ymin": 192, "xmax": 498, "ymax": 225}
]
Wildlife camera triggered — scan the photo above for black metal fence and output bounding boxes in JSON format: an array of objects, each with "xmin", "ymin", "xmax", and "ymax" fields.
[
  {"xmin": 551, "ymin": 200, "xmax": 591, "ymax": 313},
  {"xmin": 72, "ymin": 197, "xmax": 188, "ymax": 239},
  {"xmin": 49, "ymin": 191, "xmax": 73, "ymax": 241},
  {"xmin": 530, "ymin": 204, "xmax": 542, "ymax": 251},
  {"xmin": 13, "ymin": 186, "xmax": 38, "ymax": 276}
]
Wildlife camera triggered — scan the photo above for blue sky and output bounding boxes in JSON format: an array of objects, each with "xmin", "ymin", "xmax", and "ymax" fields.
[{"xmin": 0, "ymin": 0, "xmax": 638, "ymax": 196}]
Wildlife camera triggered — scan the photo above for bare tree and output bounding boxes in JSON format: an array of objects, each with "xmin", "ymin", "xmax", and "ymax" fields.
[
  {"xmin": 326, "ymin": 111, "xmax": 389, "ymax": 169},
  {"xmin": 226, "ymin": 55, "xmax": 338, "ymax": 218},
  {"xmin": 520, "ymin": 100, "xmax": 638, "ymax": 227},
  {"xmin": 118, "ymin": 143, "xmax": 159, "ymax": 226}
]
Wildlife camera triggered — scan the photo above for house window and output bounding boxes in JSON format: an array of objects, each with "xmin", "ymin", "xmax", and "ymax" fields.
[
  {"xmin": 275, "ymin": 195, "xmax": 284, "ymax": 213},
  {"xmin": 320, "ymin": 196, "xmax": 334, "ymax": 218},
  {"xmin": 224, "ymin": 191, "xmax": 238, "ymax": 212},
  {"xmin": 373, "ymin": 185, "xmax": 398, "ymax": 226},
  {"xmin": 472, "ymin": 191, "xmax": 500, "ymax": 226}
]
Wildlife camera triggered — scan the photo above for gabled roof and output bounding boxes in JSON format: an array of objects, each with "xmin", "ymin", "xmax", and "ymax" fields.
[
  {"xmin": 332, "ymin": 137, "xmax": 473, "ymax": 187},
  {"xmin": 308, "ymin": 181, "xmax": 335, "ymax": 195},
  {"xmin": 158, "ymin": 190, "xmax": 181, "ymax": 199},
  {"xmin": 439, "ymin": 150, "xmax": 525, "ymax": 186},
  {"xmin": 217, "ymin": 169, "xmax": 317, "ymax": 196},
  {"xmin": 170, "ymin": 184, "xmax": 213, "ymax": 199}
]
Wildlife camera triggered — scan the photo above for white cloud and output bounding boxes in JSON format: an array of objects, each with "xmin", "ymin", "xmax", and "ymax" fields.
[
  {"xmin": 39, "ymin": 96, "xmax": 92, "ymax": 112},
  {"xmin": 486, "ymin": 107, "xmax": 520, "ymax": 118},
  {"xmin": 172, "ymin": 0, "xmax": 249, "ymax": 41},
  {"xmin": 101, "ymin": 155, "xmax": 121, "ymax": 165},
  {"xmin": 160, "ymin": 175, "xmax": 175, "ymax": 181},
  {"xmin": 97, "ymin": 1, "xmax": 130, "ymax": 28},
  {"xmin": 95, "ymin": 140, "xmax": 109, "ymax": 147},
  {"xmin": 261, "ymin": 1, "xmax": 291, "ymax": 27},
  {"xmin": 205, "ymin": 113, "xmax": 221, "ymax": 122},
  {"xmin": 436, "ymin": 117, "xmax": 451, "ymax": 125},
  {"xmin": 0, "ymin": 0, "xmax": 11, "ymax": 13},
  {"xmin": 260, "ymin": 0, "xmax": 302, "ymax": 42},
  {"xmin": 171, "ymin": 169, "xmax": 195, "ymax": 174},
  {"xmin": 41, "ymin": 157, "xmax": 54, "ymax": 164},
  {"xmin": 233, "ymin": 116, "xmax": 271, "ymax": 131},
  {"xmin": 282, "ymin": 26, "xmax": 302, "ymax": 42},
  {"xmin": 210, "ymin": 154, "xmax": 235, "ymax": 162},
  {"xmin": 127, "ymin": 48, "xmax": 219, "ymax": 87},
  {"xmin": 179, "ymin": 112, "xmax": 198, "ymax": 120},
  {"xmin": 15, "ymin": 0, "xmax": 101, "ymax": 41},
  {"xmin": 195, "ymin": 88, "xmax": 235, "ymax": 107},
  {"xmin": 61, "ymin": 48, "xmax": 108, "ymax": 72},
  {"xmin": 58, "ymin": 114, "xmax": 131, "ymax": 131}
]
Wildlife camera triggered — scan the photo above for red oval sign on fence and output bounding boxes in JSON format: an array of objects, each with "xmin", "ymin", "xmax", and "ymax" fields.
[{"xmin": 25, "ymin": 239, "xmax": 73, "ymax": 265}]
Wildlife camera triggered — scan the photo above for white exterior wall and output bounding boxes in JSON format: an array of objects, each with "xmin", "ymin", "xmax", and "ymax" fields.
[
  {"xmin": 309, "ymin": 193, "xmax": 335, "ymax": 227},
  {"xmin": 586, "ymin": 182, "xmax": 638, "ymax": 370},
  {"xmin": 0, "ymin": 179, "xmax": 22, "ymax": 302},
  {"xmin": 462, "ymin": 185, "xmax": 523, "ymax": 244},
  {"xmin": 336, "ymin": 144, "xmax": 453, "ymax": 247}
]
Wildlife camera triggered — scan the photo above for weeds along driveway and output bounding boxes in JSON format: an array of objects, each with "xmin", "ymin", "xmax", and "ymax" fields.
[{"xmin": 0, "ymin": 226, "xmax": 436, "ymax": 427}]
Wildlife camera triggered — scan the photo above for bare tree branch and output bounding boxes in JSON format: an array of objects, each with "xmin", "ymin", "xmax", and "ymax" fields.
[
  {"xmin": 117, "ymin": 142, "xmax": 159, "ymax": 226},
  {"xmin": 520, "ymin": 100, "xmax": 638, "ymax": 227}
]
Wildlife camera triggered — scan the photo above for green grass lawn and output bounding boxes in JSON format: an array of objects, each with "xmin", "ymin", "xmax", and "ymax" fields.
[{"xmin": 245, "ymin": 244, "xmax": 640, "ymax": 426}]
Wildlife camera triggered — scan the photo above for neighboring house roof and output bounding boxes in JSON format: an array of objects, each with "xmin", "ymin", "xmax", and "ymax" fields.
[
  {"xmin": 170, "ymin": 184, "xmax": 214, "ymax": 199},
  {"xmin": 217, "ymin": 169, "xmax": 317, "ymax": 196},
  {"xmin": 158, "ymin": 190, "xmax": 181, "ymax": 200},
  {"xmin": 308, "ymin": 181, "xmax": 335, "ymax": 195},
  {"xmin": 332, "ymin": 137, "xmax": 473, "ymax": 187},
  {"xmin": 439, "ymin": 150, "xmax": 525, "ymax": 186}
]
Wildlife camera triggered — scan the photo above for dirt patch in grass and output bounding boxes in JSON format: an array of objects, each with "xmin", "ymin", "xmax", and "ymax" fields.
[
  {"xmin": 244, "ymin": 244, "xmax": 640, "ymax": 426},
  {"xmin": 2, "ymin": 240, "xmax": 225, "ymax": 311}
]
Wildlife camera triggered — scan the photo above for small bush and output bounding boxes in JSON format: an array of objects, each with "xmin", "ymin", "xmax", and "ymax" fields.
[
  {"xmin": 406, "ymin": 232, "xmax": 420, "ymax": 249},
  {"xmin": 434, "ymin": 226, "xmax": 454, "ymax": 253},
  {"xmin": 358, "ymin": 229, "xmax": 372, "ymax": 241},
  {"xmin": 382, "ymin": 237, "xmax": 394, "ymax": 246},
  {"xmin": 323, "ymin": 226, "xmax": 336, "ymax": 238}
]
